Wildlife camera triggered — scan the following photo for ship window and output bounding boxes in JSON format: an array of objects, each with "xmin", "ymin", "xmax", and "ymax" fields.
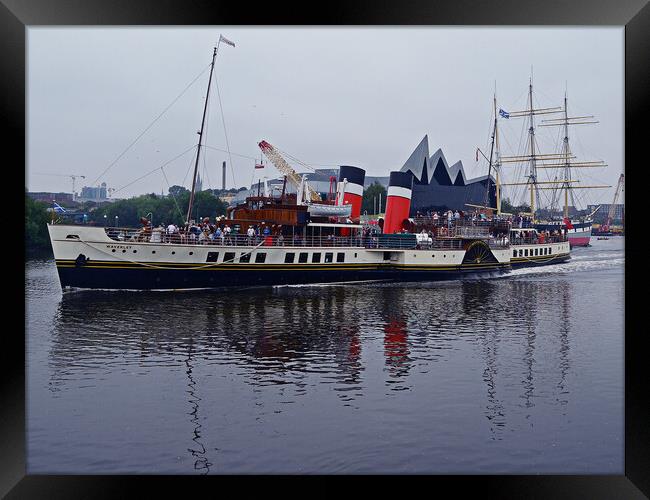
[
  {"xmin": 152, "ymin": 250, "xmax": 156, "ymax": 254},
  {"xmin": 133, "ymin": 250, "xmax": 137, "ymax": 253},
  {"xmin": 224, "ymin": 252, "xmax": 235, "ymax": 262},
  {"xmin": 312, "ymin": 252, "xmax": 321, "ymax": 263},
  {"xmin": 111, "ymin": 249, "xmax": 116, "ymax": 253},
  {"xmin": 324, "ymin": 252, "xmax": 333, "ymax": 263},
  {"xmin": 255, "ymin": 253, "xmax": 266, "ymax": 263},
  {"xmin": 122, "ymin": 249, "xmax": 126, "ymax": 253},
  {"xmin": 172, "ymin": 251, "xmax": 176, "ymax": 255},
  {"xmin": 383, "ymin": 252, "xmax": 391, "ymax": 260},
  {"xmin": 524, "ymin": 249, "xmax": 528, "ymax": 256},
  {"xmin": 513, "ymin": 250, "xmax": 517, "ymax": 258},
  {"xmin": 549, "ymin": 247, "xmax": 552, "ymax": 254},
  {"xmin": 299, "ymin": 252, "xmax": 308, "ymax": 263},
  {"xmin": 240, "ymin": 253, "xmax": 251, "ymax": 263},
  {"xmin": 66, "ymin": 234, "xmax": 80, "ymax": 239},
  {"xmin": 206, "ymin": 252, "xmax": 219, "ymax": 262},
  {"xmin": 189, "ymin": 251, "xmax": 194, "ymax": 255},
  {"xmin": 285, "ymin": 252, "xmax": 295, "ymax": 263},
  {"xmin": 336, "ymin": 252, "xmax": 345, "ymax": 263},
  {"xmin": 354, "ymin": 253, "xmax": 357, "ymax": 258}
]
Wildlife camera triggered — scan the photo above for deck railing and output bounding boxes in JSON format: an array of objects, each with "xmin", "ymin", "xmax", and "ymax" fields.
[
  {"xmin": 510, "ymin": 236, "xmax": 567, "ymax": 245},
  {"xmin": 102, "ymin": 228, "xmax": 508, "ymax": 250}
]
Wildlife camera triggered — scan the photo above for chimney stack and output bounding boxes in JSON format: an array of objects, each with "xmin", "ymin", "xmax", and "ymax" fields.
[
  {"xmin": 337, "ymin": 165, "xmax": 366, "ymax": 221},
  {"xmin": 383, "ymin": 171, "xmax": 413, "ymax": 234}
]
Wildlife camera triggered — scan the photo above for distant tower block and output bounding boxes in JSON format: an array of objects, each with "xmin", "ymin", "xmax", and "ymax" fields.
[
  {"xmin": 383, "ymin": 171, "xmax": 413, "ymax": 234},
  {"xmin": 222, "ymin": 161, "xmax": 226, "ymax": 190},
  {"xmin": 337, "ymin": 165, "xmax": 366, "ymax": 221}
]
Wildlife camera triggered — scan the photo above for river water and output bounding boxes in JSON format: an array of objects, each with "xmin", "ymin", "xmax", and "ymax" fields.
[{"xmin": 25, "ymin": 238, "xmax": 624, "ymax": 474}]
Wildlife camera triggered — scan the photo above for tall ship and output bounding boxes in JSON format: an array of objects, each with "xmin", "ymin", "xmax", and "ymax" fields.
[
  {"xmin": 494, "ymin": 77, "xmax": 610, "ymax": 248},
  {"xmin": 47, "ymin": 42, "xmax": 512, "ymax": 291},
  {"xmin": 470, "ymin": 90, "xmax": 571, "ymax": 268}
]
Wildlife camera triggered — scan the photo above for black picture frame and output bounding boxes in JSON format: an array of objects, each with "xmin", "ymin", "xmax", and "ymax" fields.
[{"xmin": 6, "ymin": 0, "xmax": 648, "ymax": 496}]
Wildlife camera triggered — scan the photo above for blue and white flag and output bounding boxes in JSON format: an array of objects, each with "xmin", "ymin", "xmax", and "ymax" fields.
[
  {"xmin": 52, "ymin": 202, "xmax": 67, "ymax": 213},
  {"xmin": 499, "ymin": 108, "xmax": 510, "ymax": 119}
]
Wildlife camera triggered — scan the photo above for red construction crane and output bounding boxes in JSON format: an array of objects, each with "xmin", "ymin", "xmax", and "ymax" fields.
[{"xmin": 258, "ymin": 140, "xmax": 322, "ymax": 203}]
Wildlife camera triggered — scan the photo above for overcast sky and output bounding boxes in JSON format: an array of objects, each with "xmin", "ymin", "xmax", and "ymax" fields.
[{"xmin": 27, "ymin": 27, "xmax": 623, "ymax": 206}]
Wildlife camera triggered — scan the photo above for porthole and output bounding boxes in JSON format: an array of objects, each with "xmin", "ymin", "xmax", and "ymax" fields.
[
  {"xmin": 189, "ymin": 251, "xmax": 193, "ymax": 255},
  {"xmin": 152, "ymin": 250, "xmax": 156, "ymax": 254},
  {"xmin": 133, "ymin": 250, "xmax": 137, "ymax": 253},
  {"xmin": 112, "ymin": 249, "xmax": 116, "ymax": 253},
  {"xmin": 172, "ymin": 251, "xmax": 176, "ymax": 255},
  {"xmin": 122, "ymin": 249, "xmax": 126, "ymax": 253}
]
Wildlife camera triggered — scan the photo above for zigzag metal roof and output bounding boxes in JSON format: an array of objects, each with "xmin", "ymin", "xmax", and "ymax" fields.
[{"xmin": 400, "ymin": 135, "xmax": 494, "ymax": 186}]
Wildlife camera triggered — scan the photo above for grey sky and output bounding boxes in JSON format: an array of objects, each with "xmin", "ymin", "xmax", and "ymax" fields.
[{"xmin": 27, "ymin": 27, "xmax": 623, "ymax": 206}]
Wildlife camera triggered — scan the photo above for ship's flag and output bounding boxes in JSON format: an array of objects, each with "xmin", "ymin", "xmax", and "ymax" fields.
[
  {"xmin": 499, "ymin": 108, "xmax": 510, "ymax": 119},
  {"xmin": 52, "ymin": 202, "xmax": 67, "ymax": 213},
  {"xmin": 563, "ymin": 217, "xmax": 574, "ymax": 230},
  {"xmin": 219, "ymin": 35, "xmax": 236, "ymax": 47}
]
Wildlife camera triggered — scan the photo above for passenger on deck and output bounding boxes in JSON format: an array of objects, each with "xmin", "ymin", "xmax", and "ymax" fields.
[{"xmin": 224, "ymin": 224, "xmax": 232, "ymax": 245}]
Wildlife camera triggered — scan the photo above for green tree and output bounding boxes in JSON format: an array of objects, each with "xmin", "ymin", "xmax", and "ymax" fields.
[
  {"xmin": 362, "ymin": 182, "xmax": 387, "ymax": 215},
  {"xmin": 89, "ymin": 190, "xmax": 228, "ymax": 227},
  {"xmin": 500, "ymin": 197, "xmax": 530, "ymax": 215},
  {"xmin": 25, "ymin": 194, "xmax": 52, "ymax": 250},
  {"xmin": 168, "ymin": 185, "xmax": 189, "ymax": 197}
]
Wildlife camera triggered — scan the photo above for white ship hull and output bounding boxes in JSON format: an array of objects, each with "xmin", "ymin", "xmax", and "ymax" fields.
[{"xmin": 48, "ymin": 225, "xmax": 511, "ymax": 290}]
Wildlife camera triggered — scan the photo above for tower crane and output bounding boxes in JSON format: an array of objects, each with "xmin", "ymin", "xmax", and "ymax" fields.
[
  {"xmin": 33, "ymin": 173, "xmax": 86, "ymax": 200},
  {"xmin": 603, "ymin": 173, "xmax": 624, "ymax": 232},
  {"xmin": 258, "ymin": 140, "xmax": 322, "ymax": 203}
]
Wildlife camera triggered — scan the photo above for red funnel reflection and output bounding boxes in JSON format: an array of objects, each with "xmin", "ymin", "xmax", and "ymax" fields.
[{"xmin": 384, "ymin": 318, "xmax": 409, "ymax": 369}]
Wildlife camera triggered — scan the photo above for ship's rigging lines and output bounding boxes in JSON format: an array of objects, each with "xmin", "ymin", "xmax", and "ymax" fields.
[{"xmin": 497, "ymin": 84, "xmax": 610, "ymax": 216}]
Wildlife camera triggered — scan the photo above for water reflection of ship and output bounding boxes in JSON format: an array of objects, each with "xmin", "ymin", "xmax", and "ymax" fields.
[
  {"xmin": 185, "ymin": 342, "xmax": 212, "ymax": 474},
  {"xmin": 473, "ymin": 279, "xmax": 573, "ymax": 438},
  {"xmin": 203, "ymin": 287, "xmax": 364, "ymax": 388},
  {"xmin": 380, "ymin": 288, "xmax": 411, "ymax": 382}
]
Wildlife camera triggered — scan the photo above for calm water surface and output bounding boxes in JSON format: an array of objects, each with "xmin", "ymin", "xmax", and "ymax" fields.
[{"xmin": 26, "ymin": 238, "xmax": 624, "ymax": 474}]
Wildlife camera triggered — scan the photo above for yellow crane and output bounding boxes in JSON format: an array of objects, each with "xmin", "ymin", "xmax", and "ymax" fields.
[{"xmin": 603, "ymin": 173, "xmax": 624, "ymax": 232}]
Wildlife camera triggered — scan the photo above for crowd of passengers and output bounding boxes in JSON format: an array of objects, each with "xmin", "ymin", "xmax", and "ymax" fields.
[
  {"xmin": 128, "ymin": 217, "xmax": 285, "ymax": 245},
  {"xmin": 413, "ymin": 209, "xmax": 534, "ymax": 229},
  {"xmin": 111, "ymin": 212, "xmax": 563, "ymax": 247},
  {"xmin": 511, "ymin": 229, "xmax": 566, "ymax": 245}
]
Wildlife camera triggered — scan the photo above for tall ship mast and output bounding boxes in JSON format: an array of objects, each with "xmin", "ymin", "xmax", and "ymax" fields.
[
  {"xmin": 476, "ymin": 87, "xmax": 571, "ymax": 269},
  {"xmin": 496, "ymin": 77, "xmax": 610, "ymax": 247},
  {"xmin": 533, "ymin": 92, "xmax": 609, "ymax": 246}
]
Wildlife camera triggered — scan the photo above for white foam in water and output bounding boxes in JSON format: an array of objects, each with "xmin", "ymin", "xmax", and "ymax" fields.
[{"xmin": 505, "ymin": 257, "xmax": 624, "ymax": 278}]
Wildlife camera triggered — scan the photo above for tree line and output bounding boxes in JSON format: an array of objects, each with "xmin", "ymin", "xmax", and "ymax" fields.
[{"xmin": 25, "ymin": 186, "xmax": 230, "ymax": 251}]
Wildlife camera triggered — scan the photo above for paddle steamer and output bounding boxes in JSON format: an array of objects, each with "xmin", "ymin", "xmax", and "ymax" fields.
[{"xmin": 48, "ymin": 43, "xmax": 511, "ymax": 291}]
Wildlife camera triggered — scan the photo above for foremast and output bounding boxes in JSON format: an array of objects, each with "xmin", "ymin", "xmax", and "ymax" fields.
[
  {"xmin": 186, "ymin": 46, "xmax": 218, "ymax": 224},
  {"xmin": 499, "ymin": 77, "xmax": 576, "ymax": 222},
  {"xmin": 538, "ymin": 92, "xmax": 609, "ymax": 221}
]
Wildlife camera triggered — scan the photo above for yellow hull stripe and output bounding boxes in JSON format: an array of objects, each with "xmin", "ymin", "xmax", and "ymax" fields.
[{"xmin": 56, "ymin": 259, "xmax": 508, "ymax": 272}]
